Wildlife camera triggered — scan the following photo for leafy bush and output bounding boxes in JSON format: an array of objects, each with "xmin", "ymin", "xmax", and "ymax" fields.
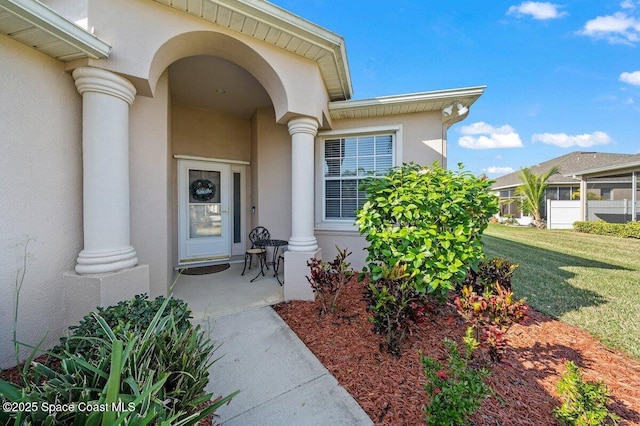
[
  {"xmin": 306, "ymin": 247, "xmax": 354, "ymax": 315},
  {"xmin": 59, "ymin": 294, "xmax": 191, "ymax": 355},
  {"xmin": 461, "ymin": 257, "xmax": 519, "ymax": 293},
  {"xmin": 554, "ymin": 361, "xmax": 619, "ymax": 426},
  {"xmin": 574, "ymin": 220, "xmax": 640, "ymax": 239},
  {"xmin": 357, "ymin": 162, "xmax": 499, "ymax": 298},
  {"xmin": 1, "ymin": 296, "xmax": 238, "ymax": 425},
  {"xmin": 422, "ymin": 331, "xmax": 491, "ymax": 426},
  {"xmin": 454, "ymin": 260, "xmax": 527, "ymax": 362},
  {"xmin": 364, "ymin": 262, "xmax": 431, "ymax": 356}
]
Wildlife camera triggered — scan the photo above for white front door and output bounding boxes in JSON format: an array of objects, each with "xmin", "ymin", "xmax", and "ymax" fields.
[{"xmin": 178, "ymin": 160, "xmax": 230, "ymax": 265}]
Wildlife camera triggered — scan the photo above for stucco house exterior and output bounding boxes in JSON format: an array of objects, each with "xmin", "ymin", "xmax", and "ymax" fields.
[{"xmin": 0, "ymin": 0, "xmax": 484, "ymax": 368}]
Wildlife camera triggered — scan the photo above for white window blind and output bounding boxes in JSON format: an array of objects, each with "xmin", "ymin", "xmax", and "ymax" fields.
[{"xmin": 324, "ymin": 134, "xmax": 394, "ymax": 219}]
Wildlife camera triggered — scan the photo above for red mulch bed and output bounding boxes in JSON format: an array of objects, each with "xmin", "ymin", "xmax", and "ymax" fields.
[{"xmin": 274, "ymin": 279, "xmax": 640, "ymax": 425}]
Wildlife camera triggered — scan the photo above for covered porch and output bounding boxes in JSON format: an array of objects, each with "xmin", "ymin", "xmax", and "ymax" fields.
[{"xmin": 172, "ymin": 262, "xmax": 284, "ymax": 322}]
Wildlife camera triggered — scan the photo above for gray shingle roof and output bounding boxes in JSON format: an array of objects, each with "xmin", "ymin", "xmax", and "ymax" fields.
[{"xmin": 491, "ymin": 151, "xmax": 640, "ymax": 189}]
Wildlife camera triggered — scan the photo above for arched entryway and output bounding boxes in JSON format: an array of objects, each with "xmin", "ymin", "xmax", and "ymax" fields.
[{"xmin": 152, "ymin": 33, "xmax": 292, "ymax": 315}]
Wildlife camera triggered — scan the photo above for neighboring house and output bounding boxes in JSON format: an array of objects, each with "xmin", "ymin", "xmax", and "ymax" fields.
[
  {"xmin": 571, "ymin": 156, "xmax": 640, "ymax": 223},
  {"xmin": 0, "ymin": 0, "xmax": 484, "ymax": 367},
  {"xmin": 492, "ymin": 151, "xmax": 640, "ymax": 220}
]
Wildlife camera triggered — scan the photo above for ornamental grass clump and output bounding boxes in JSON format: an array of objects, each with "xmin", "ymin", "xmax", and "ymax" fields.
[{"xmin": 0, "ymin": 295, "xmax": 238, "ymax": 425}]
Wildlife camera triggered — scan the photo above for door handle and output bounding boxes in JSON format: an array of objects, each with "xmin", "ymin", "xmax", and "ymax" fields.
[{"xmin": 222, "ymin": 210, "xmax": 229, "ymax": 215}]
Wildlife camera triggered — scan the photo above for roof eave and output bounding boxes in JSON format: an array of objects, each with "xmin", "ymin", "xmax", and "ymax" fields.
[
  {"xmin": 328, "ymin": 85, "xmax": 486, "ymax": 120},
  {"xmin": 154, "ymin": 0, "xmax": 353, "ymax": 100},
  {"xmin": 0, "ymin": 0, "xmax": 110, "ymax": 60},
  {"xmin": 569, "ymin": 160, "xmax": 640, "ymax": 178}
]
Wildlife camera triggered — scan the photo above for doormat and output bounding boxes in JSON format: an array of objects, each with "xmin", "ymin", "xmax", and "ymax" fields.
[{"xmin": 180, "ymin": 263, "xmax": 230, "ymax": 275}]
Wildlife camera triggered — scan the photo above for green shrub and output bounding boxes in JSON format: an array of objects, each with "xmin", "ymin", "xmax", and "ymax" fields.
[
  {"xmin": 422, "ymin": 332, "xmax": 491, "ymax": 426},
  {"xmin": 1, "ymin": 296, "xmax": 238, "ymax": 425},
  {"xmin": 554, "ymin": 361, "xmax": 619, "ymax": 426},
  {"xmin": 454, "ymin": 283, "xmax": 527, "ymax": 362},
  {"xmin": 306, "ymin": 247, "xmax": 354, "ymax": 315},
  {"xmin": 357, "ymin": 162, "xmax": 499, "ymax": 298},
  {"xmin": 461, "ymin": 257, "xmax": 519, "ymax": 293},
  {"xmin": 59, "ymin": 294, "xmax": 191, "ymax": 355},
  {"xmin": 574, "ymin": 220, "xmax": 640, "ymax": 239},
  {"xmin": 454, "ymin": 259, "xmax": 527, "ymax": 362},
  {"xmin": 621, "ymin": 221, "xmax": 640, "ymax": 238},
  {"xmin": 364, "ymin": 262, "xmax": 430, "ymax": 356}
]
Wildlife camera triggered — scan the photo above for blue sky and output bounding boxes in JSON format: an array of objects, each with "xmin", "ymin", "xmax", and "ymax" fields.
[{"xmin": 271, "ymin": 0, "xmax": 640, "ymax": 177}]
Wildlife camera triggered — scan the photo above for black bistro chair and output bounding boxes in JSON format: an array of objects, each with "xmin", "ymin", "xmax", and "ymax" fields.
[{"xmin": 241, "ymin": 226, "xmax": 270, "ymax": 276}]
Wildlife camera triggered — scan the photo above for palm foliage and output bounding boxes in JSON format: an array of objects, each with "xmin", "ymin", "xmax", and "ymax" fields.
[{"xmin": 514, "ymin": 166, "xmax": 559, "ymax": 228}]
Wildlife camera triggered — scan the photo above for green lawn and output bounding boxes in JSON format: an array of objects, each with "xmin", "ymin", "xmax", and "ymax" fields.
[{"xmin": 482, "ymin": 224, "xmax": 640, "ymax": 360}]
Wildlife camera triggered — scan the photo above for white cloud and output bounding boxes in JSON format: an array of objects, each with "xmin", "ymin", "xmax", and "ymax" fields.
[
  {"xmin": 507, "ymin": 2, "xmax": 568, "ymax": 20},
  {"xmin": 483, "ymin": 166, "xmax": 516, "ymax": 175},
  {"xmin": 458, "ymin": 122, "xmax": 524, "ymax": 150},
  {"xmin": 620, "ymin": 71, "xmax": 640, "ymax": 85},
  {"xmin": 621, "ymin": 0, "xmax": 638, "ymax": 9},
  {"xmin": 579, "ymin": 12, "xmax": 640, "ymax": 45},
  {"xmin": 531, "ymin": 131, "xmax": 613, "ymax": 148}
]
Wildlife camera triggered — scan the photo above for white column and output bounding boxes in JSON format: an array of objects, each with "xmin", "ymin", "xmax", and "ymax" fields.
[
  {"xmin": 73, "ymin": 67, "xmax": 138, "ymax": 274},
  {"xmin": 632, "ymin": 171, "xmax": 637, "ymax": 222},
  {"xmin": 580, "ymin": 178, "xmax": 587, "ymax": 221},
  {"xmin": 287, "ymin": 117, "xmax": 319, "ymax": 252}
]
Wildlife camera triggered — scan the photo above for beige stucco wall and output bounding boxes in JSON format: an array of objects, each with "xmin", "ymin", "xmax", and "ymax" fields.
[
  {"xmin": 130, "ymin": 71, "xmax": 172, "ymax": 298},
  {"xmin": 0, "ymin": 36, "xmax": 82, "ymax": 368},
  {"xmin": 251, "ymin": 107, "xmax": 292, "ymax": 241},
  {"xmin": 172, "ymin": 104, "xmax": 251, "ymax": 162}
]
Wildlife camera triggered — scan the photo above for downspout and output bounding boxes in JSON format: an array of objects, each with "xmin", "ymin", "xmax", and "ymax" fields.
[{"xmin": 441, "ymin": 102, "xmax": 469, "ymax": 169}]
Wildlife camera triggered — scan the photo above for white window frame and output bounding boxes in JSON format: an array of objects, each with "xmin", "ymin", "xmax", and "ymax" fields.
[{"xmin": 315, "ymin": 125, "xmax": 402, "ymax": 231}]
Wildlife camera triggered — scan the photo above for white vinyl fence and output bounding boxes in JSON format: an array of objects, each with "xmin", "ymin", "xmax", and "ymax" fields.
[
  {"xmin": 586, "ymin": 200, "xmax": 639, "ymax": 223},
  {"xmin": 546, "ymin": 200, "xmax": 581, "ymax": 229},
  {"xmin": 547, "ymin": 199, "xmax": 639, "ymax": 229}
]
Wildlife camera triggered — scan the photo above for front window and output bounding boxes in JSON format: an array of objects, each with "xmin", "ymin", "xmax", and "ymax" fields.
[{"xmin": 323, "ymin": 134, "xmax": 394, "ymax": 220}]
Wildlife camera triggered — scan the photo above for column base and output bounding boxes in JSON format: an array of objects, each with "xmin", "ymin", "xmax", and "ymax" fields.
[
  {"xmin": 284, "ymin": 248, "xmax": 321, "ymax": 301},
  {"xmin": 75, "ymin": 246, "xmax": 138, "ymax": 274},
  {"xmin": 287, "ymin": 237, "xmax": 318, "ymax": 252},
  {"xmin": 63, "ymin": 265, "xmax": 150, "ymax": 332}
]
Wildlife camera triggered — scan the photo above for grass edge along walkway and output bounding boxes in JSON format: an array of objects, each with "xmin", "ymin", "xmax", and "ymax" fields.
[{"xmin": 482, "ymin": 224, "xmax": 640, "ymax": 360}]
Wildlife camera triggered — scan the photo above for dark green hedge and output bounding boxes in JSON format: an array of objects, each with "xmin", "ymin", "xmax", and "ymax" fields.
[{"xmin": 574, "ymin": 220, "xmax": 640, "ymax": 239}]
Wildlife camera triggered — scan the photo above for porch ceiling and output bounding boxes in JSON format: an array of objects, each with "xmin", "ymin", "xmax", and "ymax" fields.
[
  {"xmin": 0, "ymin": 0, "xmax": 109, "ymax": 61},
  {"xmin": 169, "ymin": 55, "xmax": 272, "ymax": 118},
  {"xmin": 153, "ymin": 0, "xmax": 353, "ymax": 101}
]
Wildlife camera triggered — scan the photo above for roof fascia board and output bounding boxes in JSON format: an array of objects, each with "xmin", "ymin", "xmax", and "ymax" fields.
[
  {"xmin": 155, "ymin": 0, "xmax": 353, "ymax": 99},
  {"xmin": 493, "ymin": 181, "xmax": 579, "ymax": 190},
  {"xmin": 234, "ymin": 0, "xmax": 353, "ymax": 98},
  {"xmin": 569, "ymin": 160, "xmax": 640, "ymax": 178},
  {"xmin": 329, "ymin": 86, "xmax": 486, "ymax": 112},
  {"xmin": 0, "ymin": 0, "xmax": 110, "ymax": 59}
]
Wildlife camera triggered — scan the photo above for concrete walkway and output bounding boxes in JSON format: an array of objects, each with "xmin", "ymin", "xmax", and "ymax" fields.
[{"xmin": 203, "ymin": 307, "xmax": 373, "ymax": 426}]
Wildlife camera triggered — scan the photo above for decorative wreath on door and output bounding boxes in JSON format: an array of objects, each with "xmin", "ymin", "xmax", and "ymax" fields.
[{"xmin": 190, "ymin": 179, "xmax": 216, "ymax": 201}]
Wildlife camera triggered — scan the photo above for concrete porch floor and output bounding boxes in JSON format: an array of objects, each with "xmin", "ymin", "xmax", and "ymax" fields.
[{"xmin": 171, "ymin": 262, "xmax": 284, "ymax": 322}]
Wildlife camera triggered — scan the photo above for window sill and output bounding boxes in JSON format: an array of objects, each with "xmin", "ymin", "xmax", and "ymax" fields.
[{"xmin": 315, "ymin": 221, "xmax": 361, "ymax": 235}]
